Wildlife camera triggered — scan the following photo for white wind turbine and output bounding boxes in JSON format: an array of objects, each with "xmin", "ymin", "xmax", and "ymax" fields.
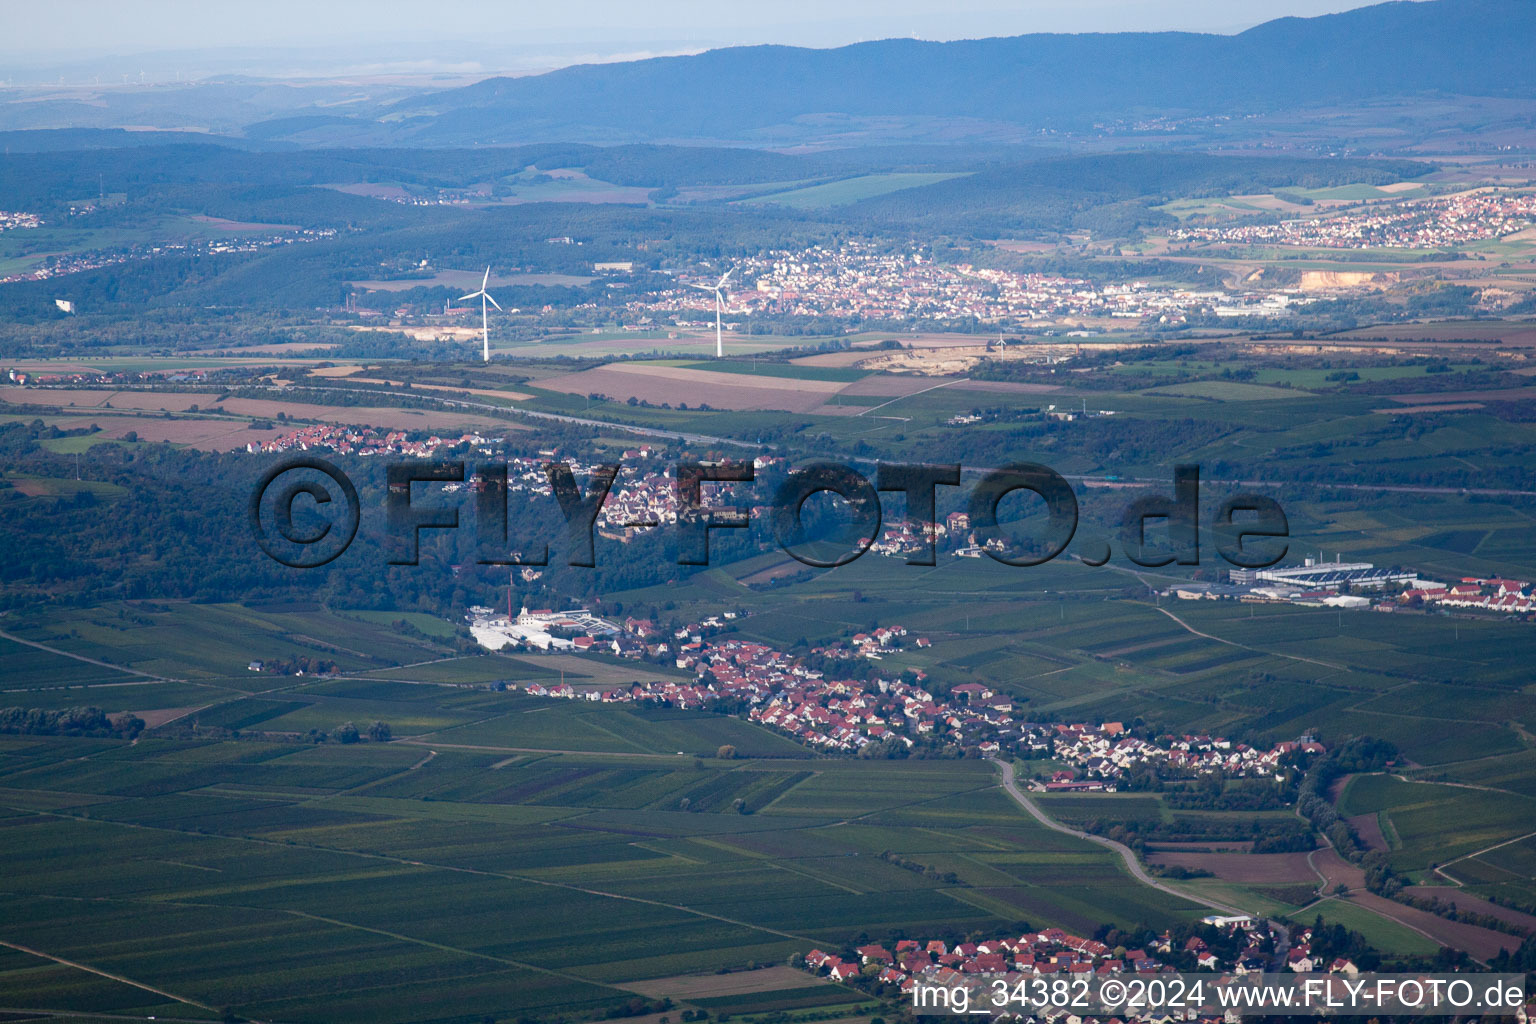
[
  {"xmin": 688, "ymin": 267, "xmax": 735, "ymax": 358},
  {"xmin": 459, "ymin": 266, "xmax": 502, "ymax": 363}
]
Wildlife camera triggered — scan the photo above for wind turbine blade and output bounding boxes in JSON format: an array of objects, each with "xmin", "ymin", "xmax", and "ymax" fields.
[
  {"xmin": 485, "ymin": 293, "xmax": 503, "ymax": 311},
  {"xmin": 481, "ymin": 266, "xmax": 491, "ymax": 289},
  {"xmin": 685, "ymin": 283, "xmax": 715, "ymax": 292},
  {"xmin": 459, "ymin": 291, "xmax": 482, "ymax": 302},
  {"xmin": 717, "ymin": 268, "xmax": 735, "ymax": 287}
]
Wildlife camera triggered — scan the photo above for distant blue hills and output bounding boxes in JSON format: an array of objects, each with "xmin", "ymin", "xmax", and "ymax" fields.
[{"xmin": 378, "ymin": 0, "xmax": 1535, "ymax": 145}]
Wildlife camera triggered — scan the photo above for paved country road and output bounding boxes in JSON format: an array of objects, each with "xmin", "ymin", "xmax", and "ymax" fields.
[{"xmin": 988, "ymin": 756, "xmax": 1253, "ymax": 918}]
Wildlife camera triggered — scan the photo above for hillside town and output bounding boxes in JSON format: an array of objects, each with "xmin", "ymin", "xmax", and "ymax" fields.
[{"xmin": 1168, "ymin": 188, "xmax": 1536, "ymax": 250}]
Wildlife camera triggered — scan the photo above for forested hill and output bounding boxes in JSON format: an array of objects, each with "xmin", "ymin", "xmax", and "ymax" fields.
[{"xmin": 389, "ymin": 0, "xmax": 1536, "ymax": 144}]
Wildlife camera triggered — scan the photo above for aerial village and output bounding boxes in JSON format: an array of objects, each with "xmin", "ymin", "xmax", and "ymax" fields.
[
  {"xmin": 629, "ymin": 241, "xmax": 1299, "ymax": 327},
  {"xmin": 797, "ymin": 918, "xmax": 1368, "ymax": 1006},
  {"xmin": 467, "ymin": 603, "xmax": 1321, "ymax": 777}
]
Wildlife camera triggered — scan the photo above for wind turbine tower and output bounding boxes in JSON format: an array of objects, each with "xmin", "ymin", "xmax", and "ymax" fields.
[
  {"xmin": 459, "ymin": 266, "xmax": 502, "ymax": 363},
  {"xmin": 689, "ymin": 267, "xmax": 736, "ymax": 358}
]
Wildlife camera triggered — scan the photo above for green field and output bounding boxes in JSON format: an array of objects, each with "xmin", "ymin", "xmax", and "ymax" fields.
[
  {"xmin": 1305, "ymin": 898, "xmax": 1441, "ymax": 956},
  {"xmin": 0, "ymin": 729, "xmax": 1201, "ymax": 1021},
  {"xmin": 1338, "ymin": 774, "xmax": 1536, "ymax": 879},
  {"xmin": 1141, "ymin": 380, "xmax": 1311, "ymax": 401}
]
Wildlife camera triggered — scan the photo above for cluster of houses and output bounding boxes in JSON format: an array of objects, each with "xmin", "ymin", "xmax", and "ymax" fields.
[
  {"xmin": 869, "ymin": 513, "xmax": 977, "ymax": 561},
  {"xmin": 594, "ymin": 452, "xmax": 790, "ymax": 541},
  {"xmin": 748, "ymin": 673, "xmax": 1012, "ymax": 753},
  {"xmin": 0, "ymin": 209, "xmax": 42, "ymax": 233},
  {"xmin": 621, "ymin": 241, "xmax": 1305, "ymax": 329},
  {"xmin": 6, "ymin": 366, "xmax": 217, "ymax": 387},
  {"xmin": 0, "ymin": 228, "xmax": 337, "ymax": 285},
  {"xmin": 245, "ymin": 423, "xmax": 494, "ymax": 458},
  {"xmin": 801, "ymin": 920, "xmax": 1382, "ymax": 1013},
  {"xmin": 477, "ymin": 612, "xmax": 1312, "ymax": 772},
  {"xmin": 803, "ymin": 919, "xmax": 1297, "ymax": 988},
  {"xmin": 1400, "ymin": 576, "xmax": 1535, "ymax": 615},
  {"xmin": 872, "ymin": 510, "xmax": 1087, "ymax": 563},
  {"xmin": 1169, "ymin": 189, "xmax": 1536, "ymax": 251},
  {"xmin": 810, "ymin": 625, "xmax": 929, "ymax": 660},
  {"xmin": 1039, "ymin": 724, "xmax": 1326, "ymax": 790},
  {"xmin": 594, "ymin": 447, "xmax": 678, "ymax": 535}
]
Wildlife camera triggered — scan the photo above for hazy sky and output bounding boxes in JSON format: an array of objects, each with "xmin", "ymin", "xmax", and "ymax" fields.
[{"xmin": 3, "ymin": 0, "xmax": 1410, "ymax": 68}]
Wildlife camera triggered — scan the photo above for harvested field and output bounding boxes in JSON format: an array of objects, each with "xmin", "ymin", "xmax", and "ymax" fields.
[
  {"xmin": 1349, "ymin": 892, "xmax": 1525, "ymax": 961},
  {"xmin": 1331, "ymin": 323, "xmax": 1536, "ymax": 348},
  {"xmin": 1402, "ymin": 886, "xmax": 1536, "ymax": 934},
  {"xmin": 1312, "ymin": 848, "xmax": 1367, "ymax": 890},
  {"xmin": 42, "ymin": 415, "xmax": 289, "ymax": 451},
  {"xmin": 1146, "ymin": 851, "xmax": 1317, "ymax": 884},
  {"xmin": 1349, "ymin": 812, "xmax": 1390, "ymax": 852},
  {"xmin": 1, "ymin": 388, "xmax": 221, "ymax": 413},
  {"xmin": 538, "ymin": 363, "xmax": 844, "ymax": 412},
  {"xmin": 134, "ymin": 707, "xmax": 200, "ymax": 728},
  {"xmin": 835, "ymin": 374, "xmax": 967, "ymax": 397},
  {"xmin": 222, "ymin": 401, "xmax": 521, "ymax": 432},
  {"xmin": 1, "ymin": 388, "xmax": 521, "ymax": 430},
  {"xmin": 1307, "ymin": 851, "xmax": 1521, "ymax": 960}
]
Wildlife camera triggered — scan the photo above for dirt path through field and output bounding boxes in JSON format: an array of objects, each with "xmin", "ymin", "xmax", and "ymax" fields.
[
  {"xmin": 0, "ymin": 937, "xmax": 219, "ymax": 1017},
  {"xmin": 0, "ymin": 628, "xmax": 169, "ymax": 681}
]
